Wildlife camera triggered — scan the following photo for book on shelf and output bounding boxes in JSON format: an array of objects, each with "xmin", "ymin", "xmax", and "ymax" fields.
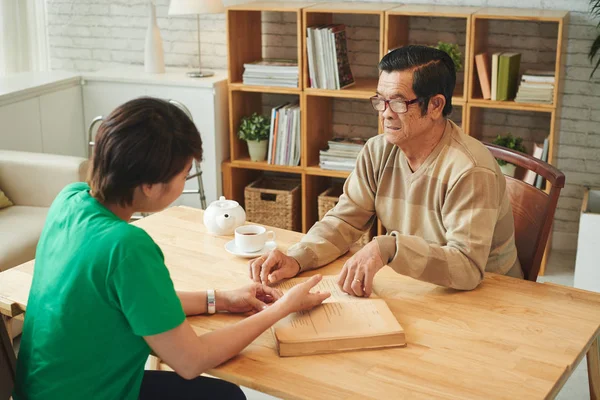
[
  {"xmin": 496, "ymin": 52, "xmax": 521, "ymax": 101},
  {"xmin": 267, "ymin": 103, "xmax": 301, "ymax": 166},
  {"xmin": 272, "ymin": 276, "xmax": 406, "ymax": 357},
  {"xmin": 515, "ymin": 70, "xmax": 555, "ymax": 104},
  {"xmin": 491, "ymin": 52, "xmax": 502, "ymax": 101},
  {"xmin": 307, "ymin": 24, "xmax": 355, "ymax": 90},
  {"xmin": 475, "ymin": 53, "xmax": 492, "ymax": 100},
  {"xmin": 535, "ymin": 137, "xmax": 549, "ymax": 189},
  {"xmin": 242, "ymin": 59, "xmax": 298, "ymax": 88},
  {"xmin": 523, "ymin": 142, "xmax": 544, "ymax": 186},
  {"xmin": 319, "ymin": 137, "xmax": 366, "ymax": 171}
]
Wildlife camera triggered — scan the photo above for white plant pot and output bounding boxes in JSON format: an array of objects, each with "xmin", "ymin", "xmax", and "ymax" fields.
[
  {"xmin": 144, "ymin": 1, "xmax": 165, "ymax": 74},
  {"xmin": 247, "ymin": 140, "xmax": 268, "ymax": 162},
  {"xmin": 500, "ymin": 163, "xmax": 516, "ymax": 177}
]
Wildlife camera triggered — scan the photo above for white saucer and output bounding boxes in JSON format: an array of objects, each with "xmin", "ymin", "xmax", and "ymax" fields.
[{"xmin": 225, "ymin": 240, "xmax": 277, "ymax": 258}]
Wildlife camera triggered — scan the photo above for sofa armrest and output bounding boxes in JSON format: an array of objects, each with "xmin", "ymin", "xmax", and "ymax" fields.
[{"xmin": 0, "ymin": 150, "xmax": 89, "ymax": 207}]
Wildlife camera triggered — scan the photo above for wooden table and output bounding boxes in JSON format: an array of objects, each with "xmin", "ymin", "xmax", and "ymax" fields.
[{"xmin": 1, "ymin": 206, "xmax": 599, "ymax": 400}]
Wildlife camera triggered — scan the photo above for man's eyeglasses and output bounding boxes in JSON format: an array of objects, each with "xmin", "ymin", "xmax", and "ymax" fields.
[{"xmin": 370, "ymin": 96, "xmax": 419, "ymax": 114}]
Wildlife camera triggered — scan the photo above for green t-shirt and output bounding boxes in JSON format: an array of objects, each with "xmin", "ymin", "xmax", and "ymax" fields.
[{"xmin": 14, "ymin": 183, "xmax": 186, "ymax": 400}]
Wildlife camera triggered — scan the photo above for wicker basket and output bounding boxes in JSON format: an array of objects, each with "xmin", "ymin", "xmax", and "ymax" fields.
[
  {"xmin": 245, "ymin": 177, "xmax": 301, "ymax": 231},
  {"xmin": 318, "ymin": 186, "xmax": 372, "ymax": 247}
]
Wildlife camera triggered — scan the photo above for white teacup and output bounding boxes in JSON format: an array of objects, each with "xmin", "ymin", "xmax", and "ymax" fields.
[{"xmin": 234, "ymin": 225, "xmax": 275, "ymax": 253}]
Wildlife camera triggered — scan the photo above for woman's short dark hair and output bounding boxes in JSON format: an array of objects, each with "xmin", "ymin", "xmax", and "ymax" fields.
[
  {"xmin": 378, "ymin": 45, "xmax": 455, "ymax": 117},
  {"xmin": 88, "ymin": 97, "xmax": 203, "ymax": 206}
]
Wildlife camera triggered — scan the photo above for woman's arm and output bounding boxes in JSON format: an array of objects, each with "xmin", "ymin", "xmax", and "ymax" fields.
[{"xmin": 145, "ymin": 275, "xmax": 330, "ymax": 379}]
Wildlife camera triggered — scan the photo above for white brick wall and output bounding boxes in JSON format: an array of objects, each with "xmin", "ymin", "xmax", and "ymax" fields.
[{"xmin": 46, "ymin": 0, "xmax": 600, "ymax": 251}]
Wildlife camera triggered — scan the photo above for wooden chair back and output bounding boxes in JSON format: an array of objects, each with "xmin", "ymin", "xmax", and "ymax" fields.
[{"xmin": 484, "ymin": 143, "xmax": 566, "ymax": 281}]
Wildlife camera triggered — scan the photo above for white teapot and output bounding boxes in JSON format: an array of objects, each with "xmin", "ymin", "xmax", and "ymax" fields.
[{"xmin": 203, "ymin": 196, "xmax": 246, "ymax": 235}]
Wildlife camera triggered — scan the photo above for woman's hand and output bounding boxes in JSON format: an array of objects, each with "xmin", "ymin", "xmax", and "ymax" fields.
[
  {"xmin": 278, "ymin": 274, "xmax": 331, "ymax": 314},
  {"xmin": 219, "ymin": 283, "xmax": 283, "ymax": 314}
]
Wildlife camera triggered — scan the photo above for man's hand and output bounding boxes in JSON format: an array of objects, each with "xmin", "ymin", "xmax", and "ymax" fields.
[
  {"xmin": 219, "ymin": 283, "xmax": 283, "ymax": 314},
  {"xmin": 249, "ymin": 249, "xmax": 301, "ymax": 285},
  {"xmin": 337, "ymin": 240, "xmax": 385, "ymax": 297}
]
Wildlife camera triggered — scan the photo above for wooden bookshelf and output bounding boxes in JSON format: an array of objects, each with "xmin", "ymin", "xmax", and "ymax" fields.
[{"xmin": 223, "ymin": 2, "xmax": 568, "ymax": 272}]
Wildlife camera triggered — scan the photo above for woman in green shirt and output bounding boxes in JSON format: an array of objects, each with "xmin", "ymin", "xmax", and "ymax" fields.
[{"xmin": 14, "ymin": 98, "xmax": 329, "ymax": 400}]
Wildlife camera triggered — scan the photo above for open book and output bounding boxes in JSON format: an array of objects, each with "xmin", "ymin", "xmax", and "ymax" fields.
[{"xmin": 272, "ymin": 276, "xmax": 406, "ymax": 357}]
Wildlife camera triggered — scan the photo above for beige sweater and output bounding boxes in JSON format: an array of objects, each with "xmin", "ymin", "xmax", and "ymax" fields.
[{"xmin": 288, "ymin": 120, "xmax": 522, "ymax": 290}]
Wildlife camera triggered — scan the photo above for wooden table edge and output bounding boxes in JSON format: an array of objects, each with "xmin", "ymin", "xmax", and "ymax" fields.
[{"xmin": 546, "ymin": 327, "xmax": 600, "ymax": 399}]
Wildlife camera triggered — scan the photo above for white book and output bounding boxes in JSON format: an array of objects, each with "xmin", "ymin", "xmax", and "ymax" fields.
[
  {"xmin": 293, "ymin": 108, "xmax": 301, "ymax": 166},
  {"xmin": 314, "ymin": 28, "xmax": 326, "ymax": 89},
  {"xmin": 523, "ymin": 143, "xmax": 544, "ymax": 185},
  {"xmin": 535, "ymin": 138, "xmax": 549, "ymax": 189},
  {"xmin": 491, "ymin": 52, "xmax": 502, "ymax": 101},
  {"xmin": 307, "ymin": 28, "xmax": 317, "ymax": 88}
]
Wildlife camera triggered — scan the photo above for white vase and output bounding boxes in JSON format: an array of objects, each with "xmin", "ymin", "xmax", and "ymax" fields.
[
  {"xmin": 247, "ymin": 140, "xmax": 268, "ymax": 162},
  {"xmin": 500, "ymin": 163, "xmax": 516, "ymax": 177},
  {"xmin": 144, "ymin": 1, "xmax": 165, "ymax": 74}
]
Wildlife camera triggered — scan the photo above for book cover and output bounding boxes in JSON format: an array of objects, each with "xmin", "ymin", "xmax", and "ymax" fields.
[
  {"xmin": 535, "ymin": 137, "xmax": 549, "ymax": 189},
  {"xmin": 491, "ymin": 52, "xmax": 502, "ymax": 101},
  {"xmin": 475, "ymin": 53, "xmax": 491, "ymax": 100},
  {"xmin": 244, "ymin": 59, "xmax": 298, "ymax": 68},
  {"xmin": 496, "ymin": 52, "xmax": 521, "ymax": 101},
  {"xmin": 272, "ymin": 276, "xmax": 406, "ymax": 357},
  {"xmin": 333, "ymin": 28, "xmax": 355, "ymax": 89},
  {"xmin": 523, "ymin": 143, "xmax": 544, "ymax": 185}
]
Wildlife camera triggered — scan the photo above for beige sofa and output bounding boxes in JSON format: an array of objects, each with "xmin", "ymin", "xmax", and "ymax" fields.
[{"xmin": 0, "ymin": 150, "xmax": 88, "ymax": 272}]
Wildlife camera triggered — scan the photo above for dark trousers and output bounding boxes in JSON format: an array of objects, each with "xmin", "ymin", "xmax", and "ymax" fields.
[{"xmin": 139, "ymin": 370, "xmax": 246, "ymax": 400}]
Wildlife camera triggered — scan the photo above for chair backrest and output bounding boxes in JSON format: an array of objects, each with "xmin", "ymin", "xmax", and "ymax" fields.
[
  {"xmin": 484, "ymin": 143, "xmax": 565, "ymax": 281},
  {"xmin": 0, "ymin": 319, "xmax": 16, "ymax": 399}
]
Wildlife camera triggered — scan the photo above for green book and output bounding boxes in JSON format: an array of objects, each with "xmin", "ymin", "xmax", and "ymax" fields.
[{"xmin": 496, "ymin": 53, "xmax": 521, "ymax": 101}]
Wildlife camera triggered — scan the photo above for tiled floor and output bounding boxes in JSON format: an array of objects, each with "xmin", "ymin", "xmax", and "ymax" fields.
[{"xmin": 11, "ymin": 251, "xmax": 591, "ymax": 399}]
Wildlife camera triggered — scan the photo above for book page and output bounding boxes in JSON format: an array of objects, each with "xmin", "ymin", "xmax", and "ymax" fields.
[
  {"xmin": 274, "ymin": 299, "xmax": 402, "ymax": 342},
  {"xmin": 274, "ymin": 275, "xmax": 377, "ymax": 303}
]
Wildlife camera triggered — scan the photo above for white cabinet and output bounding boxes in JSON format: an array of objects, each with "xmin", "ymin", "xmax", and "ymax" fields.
[
  {"xmin": 81, "ymin": 67, "xmax": 229, "ymax": 208},
  {"xmin": 0, "ymin": 73, "xmax": 85, "ymax": 157},
  {"xmin": 0, "ymin": 97, "xmax": 43, "ymax": 152}
]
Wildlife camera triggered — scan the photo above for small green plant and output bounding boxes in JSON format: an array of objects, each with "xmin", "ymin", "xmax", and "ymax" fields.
[
  {"xmin": 238, "ymin": 113, "xmax": 270, "ymax": 142},
  {"xmin": 492, "ymin": 134, "xmax": 527, "ymax": 166},
  {"xmin": 432, "ymin": 41, "xmax": 463, "ymax": 72}
]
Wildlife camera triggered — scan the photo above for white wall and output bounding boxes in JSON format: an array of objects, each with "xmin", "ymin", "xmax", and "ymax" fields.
[{"xmin": 45, "ymin": 0, "xmax": 600, "ymax": 251}]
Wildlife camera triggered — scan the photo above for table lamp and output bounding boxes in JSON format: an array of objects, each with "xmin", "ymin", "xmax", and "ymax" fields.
[{"xmin": 168, "ymin": 0, "xmax": 225, "ymax": 78}]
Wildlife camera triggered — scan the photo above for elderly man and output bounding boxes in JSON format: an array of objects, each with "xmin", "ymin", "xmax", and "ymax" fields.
[{"xmin": 250, "ymin": 45, "xmax": 523, "ymax": 296}]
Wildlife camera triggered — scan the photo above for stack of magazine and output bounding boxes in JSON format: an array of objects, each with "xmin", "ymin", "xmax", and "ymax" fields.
[
  {"xmin": 242, "ymin": 59, "xmax": 298, "ymax": 88},
  {"xmin": 267, "ymin": 103, "xmax": 301, "ymax": 166},
  {"xmin": 306, "ymin": 24, "xmax": 355, "ymax": 89},
  {"xmin": 515, "ymin": 70, "xmax": 555, "ymax": 104},
  {"xmin": 319, "ymin": 137, "xmax": 366, "ymax": 171}
]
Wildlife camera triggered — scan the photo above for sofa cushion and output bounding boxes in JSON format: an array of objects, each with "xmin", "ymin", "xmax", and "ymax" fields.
[
  {"xmin": 0, "ymin": 206, "xmax": 48, "ymax": 271},
  {"xmin": 0, "ymin": 189, "xmax": 12, "ymax": 209}
]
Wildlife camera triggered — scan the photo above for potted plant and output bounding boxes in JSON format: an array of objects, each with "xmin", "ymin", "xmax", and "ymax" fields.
[
  {"xmin": 238, "ymin": 113, "xmax": 270, "ymax": 162},
  {"xmin": 492, "ymin": 134, "xmax": 527, "ymax": 177},
  {"xmin": 432, "ymin": 41, "xmax": 463, "ymax": 71}
]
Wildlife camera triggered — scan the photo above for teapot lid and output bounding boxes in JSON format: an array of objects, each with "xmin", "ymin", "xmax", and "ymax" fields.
[{"xmin": 210, "ymin": 196, "xmax": 240, "ymax": 210}]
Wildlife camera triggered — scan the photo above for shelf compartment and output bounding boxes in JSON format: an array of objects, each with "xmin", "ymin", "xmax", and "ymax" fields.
[
  {"xmin": 303, "ymin": 94, "xmax": 378, "ymax": 170},
  {"xmin": 228, "ymin": 89, "xmax": 301, "ymax": 164},
  {"xmin": 302, "ymin": 4, "xmax": 396, "ymax": 92},
  {"xmin": 468, "ymin": 10, "xmax": 567, "ymax": 107},
  {"xmin": 385, "ymin": 5, "xmax": 476, "ymax": 102},
  {"xmin": 227, "ymin": 2, "xmax": 309, "ymax": 90}
]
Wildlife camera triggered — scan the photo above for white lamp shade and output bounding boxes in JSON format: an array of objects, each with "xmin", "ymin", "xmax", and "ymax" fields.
[{"xmin": 168, "ymin": 0, "xmax": 225, "ymax": 15}]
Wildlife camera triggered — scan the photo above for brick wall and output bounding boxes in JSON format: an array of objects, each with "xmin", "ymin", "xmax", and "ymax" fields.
[{"xmin": 46, "ymin": 0, "xmax": 600, "ymax": 251}]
